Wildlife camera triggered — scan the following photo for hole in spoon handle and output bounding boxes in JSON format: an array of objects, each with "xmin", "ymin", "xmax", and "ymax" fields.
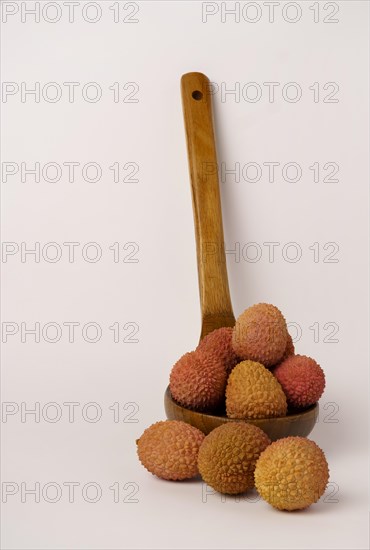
[{"xmin": 192, "ymin": 90, "xmax": 203, "ymax": 100}]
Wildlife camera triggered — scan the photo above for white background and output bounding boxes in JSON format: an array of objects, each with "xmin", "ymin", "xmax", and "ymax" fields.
[{"xmin": 1, "ymin": 1, "xmax": 369, "ymax": 549}]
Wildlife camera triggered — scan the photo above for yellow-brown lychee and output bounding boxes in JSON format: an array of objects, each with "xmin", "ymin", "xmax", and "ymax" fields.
[
  {"xmin": 226, "ymin": 360, "xmax": 287, "ymax": 419},
  {"xmin": 255, "ymin": 436, "xmax": 329, "ymax": 510},
  {"xmin": 198, "ymin": 422, "xmax": 270, "ymax": 494}
]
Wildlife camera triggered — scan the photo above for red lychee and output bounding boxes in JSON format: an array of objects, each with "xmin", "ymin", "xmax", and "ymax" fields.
[
  {"xmin": 197, "ymin": 327, "xmax": 239, "ymax": 375},
  {"xmin": 169, "ymin": 350, "xmax": 227, "ymax": 412},
  {"xmin": 273, "ymin": 354, "xmax": 325, "ymax": 408}
]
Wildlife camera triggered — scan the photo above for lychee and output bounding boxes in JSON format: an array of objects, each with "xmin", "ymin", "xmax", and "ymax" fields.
[
  {"xmin": 170, "ymin": 350, "xmax": 227, "ymax": 412},
  {"xmin": 232, "ymin": 303, "xmax": 288, "ymax": 367},
  {"xmin": 273, "ymin": 355, "xmax": 325, "ymax": 408},
  {"xmin": 137, "ymin": 420, "xmax": 205, "ymax": 480},
  {"xmin": 198, "ymin": 422, "xmax": 270, "ymax": 494},
  {"xmin": 226, "ymin": 360, "xmax": 287, "ymax": 419},
  {"xmin": 197, "ymin": 327, "xmax": 239, "ymax": 375},
  {"xmin": 255, "ymin": 436, "xmax": 329, "ymax": 510}
]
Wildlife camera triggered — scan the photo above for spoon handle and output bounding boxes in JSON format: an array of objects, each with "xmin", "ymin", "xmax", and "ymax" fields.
[{"xmin": 181, "ymin": 72, "xmax": 235, "ymax": 341}]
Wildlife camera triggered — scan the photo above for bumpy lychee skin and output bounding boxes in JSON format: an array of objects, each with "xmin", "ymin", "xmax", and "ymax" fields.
[
  {"xmin": 197, "ymin": 327, "xmax": 239, "ymax": 375},
  {"xmin": 255, "ymin": 437, "xmax": 329, "ymax": 510},
  {"xmin": 273, "ymin": 355, "xmax": 325, "ymax": 408},
  {"xmin": 198, "ymin": 422, "xmax": 271, "ymax": 494},
  {"xmin": 170, "ymin": 350, "xmax": 227, "ymax": 412},
  {"xmin": 232, "ymin": 303, "xmax": 288, "ymax": 367},
  {"xmin": 226, "ymin": 360, "xmax": 287, "ymax": 419},
  {"xmin": 280, "ymin": 333, "xmax": 295, "ymax": 362},
  {"xmin": 137, "ymin": 421, "xmax": 205, "ymax": 481},
  {"xmin": 269, "ymin": 333, "xmax": 295, "ymax": 369}
]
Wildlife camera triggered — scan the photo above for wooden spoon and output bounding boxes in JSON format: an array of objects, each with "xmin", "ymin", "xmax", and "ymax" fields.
[{"xmin": 164, "ymin": 72, "xmax": 318, "ymax": 440}]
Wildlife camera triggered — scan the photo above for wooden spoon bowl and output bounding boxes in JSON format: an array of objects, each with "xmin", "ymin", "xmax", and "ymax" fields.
[
  {"xmin": 165, "ymin": 387, "xmax": 318, "ymax": 441},
  {"xmin": 165, "ymin": 72, "xmax": 318, "ymax": 441}
]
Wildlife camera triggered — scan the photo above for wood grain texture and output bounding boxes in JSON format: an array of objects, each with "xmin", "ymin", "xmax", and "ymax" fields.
[{"xmin": 181, "ymin": 72, "xmax": 235, "ymax": 341}]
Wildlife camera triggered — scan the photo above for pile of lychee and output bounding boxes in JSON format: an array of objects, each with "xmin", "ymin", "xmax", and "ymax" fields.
[
  {"xmin": 170, "ymin": 303, "xmax": 325, "ymax": 416},
  {"xmin": 137, "ymin": 303, "xmax": 329, "ymax": 511}
]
